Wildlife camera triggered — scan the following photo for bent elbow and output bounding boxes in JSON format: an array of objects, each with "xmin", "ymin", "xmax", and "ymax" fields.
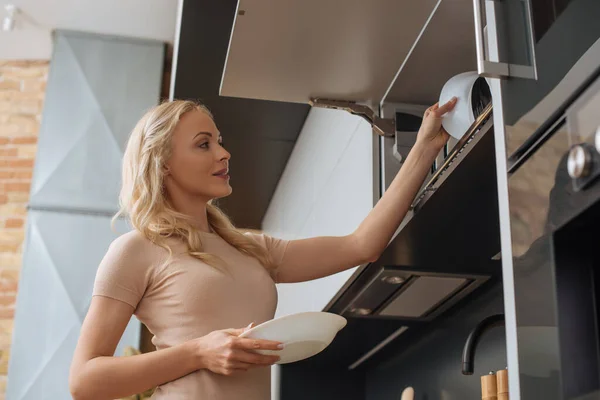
[
  {"xmin": 350, "ymin": 233, "xmax": 381, "ymax": 264},
  {"xmin": 69, "ymin": 384, "xmax": 84, "ymax": 400},
  {"xmin": 365, "ymin": 251, "xmax": 381, "ymax": 264},
  {"xmin": 70, "ymin": 380, "xmax": 85, "ymax": 400},
  {"xmin": 69, "ymin": 372, "xmax": 93, "ymax": 400},
  {"xmin": 359, "ymin": 246, "xmax": 381, "ymax": 264}
]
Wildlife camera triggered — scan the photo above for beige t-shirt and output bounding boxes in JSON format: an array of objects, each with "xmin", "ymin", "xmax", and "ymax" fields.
[{"xmin": 92, "ymin": 229, "xmax": 290, "ymax": 400}]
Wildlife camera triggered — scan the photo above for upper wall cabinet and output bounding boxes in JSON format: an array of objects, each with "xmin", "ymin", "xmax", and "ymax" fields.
[
  {"xmin": 220, "ymin": 0, "xmax": 439, "ymax": 106},
  {"xmin": 220, "ymin": 0, "xmax": 478, "ymax": 108}
]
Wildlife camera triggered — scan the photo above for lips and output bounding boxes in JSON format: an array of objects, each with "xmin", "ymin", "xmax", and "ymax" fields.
[{"xmin": 213, "ymin": 168, "xmax": 229, "ymax": 176}]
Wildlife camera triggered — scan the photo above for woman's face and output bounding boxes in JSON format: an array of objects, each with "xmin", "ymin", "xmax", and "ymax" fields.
[{"xmin": 164, "ymin": 109, "xmax": 232, "ymax": 202}]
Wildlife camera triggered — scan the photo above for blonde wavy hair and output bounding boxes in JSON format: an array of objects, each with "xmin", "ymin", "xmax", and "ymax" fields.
[{"xmin": 113, "ymin": 100, "xmax": 273, "ymax": 270}]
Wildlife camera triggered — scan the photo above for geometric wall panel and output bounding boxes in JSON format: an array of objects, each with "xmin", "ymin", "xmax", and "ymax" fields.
[
  {"xmin": 9, "ymin": 30, "xmax": 164, "ymax": 400},
  {"xmin": 7, "ymin": 211, "xmax": 141, "ymax": 400},
  {"xmin": 30, "ymin": 30, "xmax": 165, "ymax": 213}
]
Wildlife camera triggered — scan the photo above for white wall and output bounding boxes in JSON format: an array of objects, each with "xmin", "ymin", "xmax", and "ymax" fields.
[
  {"xmin": 0, "ymin": 0, "xmax": 177, "ymax": 59},
  {"xmin": 262, "ymin": 107, "xmax": 375, "ymax": 318}
]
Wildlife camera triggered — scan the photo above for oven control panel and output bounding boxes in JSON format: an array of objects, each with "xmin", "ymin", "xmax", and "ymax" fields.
[{"xmin": 566, "ymin": 75, "xmax": 600, "ymax": 190}]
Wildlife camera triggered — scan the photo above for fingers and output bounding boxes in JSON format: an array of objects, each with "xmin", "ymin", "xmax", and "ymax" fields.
[
  {"xmin": 223, "ymin": 322, "xmax": 255, "ymax": 337},
  {"xmin": 220, "ymin": 362, "xmax": 251, "ymax": 376},
  {"xmin": 434, "ymin": 97, "xmax": 458, "ymax": 116},
  {"xmin": 231, "ymin": 349, "xmax": 281, "ymax": 366},
  {"xmin": 232, "ymin": 337, "xmax": 284, "ymax": 351},
  {"xmin": 221, "ymin": 359, "xmax": 272, "ymax": 376},
  {"xmin": 224, "ymin": 328, "xmax": 246, "ymax": 336},
  {"xmin": 228, "ymin": 361, "xmax": 252, "ymax": 371}
]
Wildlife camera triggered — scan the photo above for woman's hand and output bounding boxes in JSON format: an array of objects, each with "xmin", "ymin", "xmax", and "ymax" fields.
[
  {"xmin": 416, "ymin": 97, "xmax": 458, "ymax": 151},
  {"xmin": 192, "ymin": 324, "xmax": 283, "ymax": 376}
]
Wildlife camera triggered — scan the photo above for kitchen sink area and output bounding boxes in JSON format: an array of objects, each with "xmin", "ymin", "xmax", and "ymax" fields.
[{"xmin": 172, "ymin": 0, "xmax": 600, "ymax": 399}]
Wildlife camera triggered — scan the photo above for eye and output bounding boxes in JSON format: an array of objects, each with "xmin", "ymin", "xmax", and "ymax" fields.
[{"xmin": 198, "ymin": 141, "xmax": 209, "ymax": 149}]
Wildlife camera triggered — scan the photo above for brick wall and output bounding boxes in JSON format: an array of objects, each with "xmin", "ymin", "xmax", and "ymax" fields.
[{"xmin": 0, "ymin": 60, "xmax": 49, "ymax": 398}]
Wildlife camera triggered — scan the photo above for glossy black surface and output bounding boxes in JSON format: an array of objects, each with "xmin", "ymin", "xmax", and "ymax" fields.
[
  {"xmin": 281, "ymin": 283, "xmax": 506, "ymax": 400},
  {"xmin": 366, "ymin": 284, "xmax": 507, "ymax": 399},
  {"xmin": 501, "ymin": 0, "xmax": 600, "ymax": 129},
  {"xmin": 508, "ymin": 125, "xmax": 600, "ymax": 398},
  {"xmin": 554, "ymin": 205, "xmax": 600, "ymax": 398},
  {"xmin": 496, "ymin": 0, "xmax": 600, "ymax": 397},
  {"xmin": 508, "ymin": 110, "xmax": 600, "ymax": 398},
  {"xmin": 279, "ymin": 363, "xmax": 365, "ymax": 400},
  {"xmin": 530, "ymin": 0, "xmax": 576, "ymax": 42}
]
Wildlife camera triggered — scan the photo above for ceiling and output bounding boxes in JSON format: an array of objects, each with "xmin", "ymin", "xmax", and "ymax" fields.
[
  {"xmin": 173, "ymin": 0, "xmax": 310, "ymax": 229},
  {"xmin": 0, "ymin": 0, "xmax": 177, "ymax": 59}
]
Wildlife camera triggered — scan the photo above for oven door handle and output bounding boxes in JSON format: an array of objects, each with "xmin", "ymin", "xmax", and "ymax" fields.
[{"xmin": 473, "ymin": 0, "xmax": 538, "ymax": 80}]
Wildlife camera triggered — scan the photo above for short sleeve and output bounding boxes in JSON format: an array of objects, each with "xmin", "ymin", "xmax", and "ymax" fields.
[
  {"xmin": 245, "ymin": 232, "xmax": 290, "ymax": 281},
  {"xmin": 92, "ymin": 231, "xmax": 152, "ymax": 310}
]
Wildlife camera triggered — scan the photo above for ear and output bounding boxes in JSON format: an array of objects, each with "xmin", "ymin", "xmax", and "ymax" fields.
[{"xmin": 163, "ymin": 164, "xmax": 171, "ymax": 176}]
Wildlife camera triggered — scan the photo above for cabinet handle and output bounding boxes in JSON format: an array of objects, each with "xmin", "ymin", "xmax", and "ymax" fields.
[{"xmin": 473, "ymin": 0, "xmax": 538, "ymax": 80}]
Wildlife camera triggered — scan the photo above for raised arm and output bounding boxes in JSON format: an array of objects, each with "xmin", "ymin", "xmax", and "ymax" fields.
[{"xmin": 275, "ymin": 99, "xmax": 457, "ymax": 284}]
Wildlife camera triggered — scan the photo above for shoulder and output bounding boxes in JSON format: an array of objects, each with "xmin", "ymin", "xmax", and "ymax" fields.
[
  {"xmin": 242, "ymin": 230, "xmax": 290, "ymax": 259},
  {"xmin": 104, "ymin": 230, "xmax": 166, "ymax": 266},
  {"xmin": 242, "ymin": 230, "xmax": 264, "ymax": 241},
  {"xmin": 242, "ymin": 230, "xmax": 272, "ymax": 248},
  {"xmin": 94, "ymin": 231, "xmax": 158, "ymax": 307},
  {"xmin": 96, "ymin": 230, "xmax": 165, "ymax": 282},
  {"xmin": 108, "ymin": 230, "xmax": 153, "ymax": 254}
]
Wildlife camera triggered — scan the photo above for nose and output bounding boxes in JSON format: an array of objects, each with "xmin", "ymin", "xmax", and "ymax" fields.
[{"xmin": 217, "ymin": 144, "xmax": 231, "ymax": 162}]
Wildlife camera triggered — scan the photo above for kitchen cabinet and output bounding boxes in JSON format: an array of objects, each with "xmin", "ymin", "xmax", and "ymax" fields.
[
  {"xmin": 220, "ymin": 0, "xmax": 482, "ymax": 109},
  {"xmin": 220, "ymin": 0, "xmax": 439, "ymax": 105}
]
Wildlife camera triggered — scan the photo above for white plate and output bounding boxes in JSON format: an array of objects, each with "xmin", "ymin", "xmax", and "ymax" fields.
[
  {"xmin": 239, "ymin": 312, "xmax": 347, "ymax": 364},
  {"xmin": 439, "ymin": 71, "xmax": 491, "ymax": 139}
]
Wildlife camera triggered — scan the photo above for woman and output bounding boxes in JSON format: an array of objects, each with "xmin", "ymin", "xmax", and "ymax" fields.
[{"xmin": 69, "ymin": 97, "xmax": 457, "ymax": 400}]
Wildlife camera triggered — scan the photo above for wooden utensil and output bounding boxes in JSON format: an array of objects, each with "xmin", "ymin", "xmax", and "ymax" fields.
[
  {"xmin": 481, "ymin": 371, "xmax": 497, "ymax": 400},
  {"xmin": 496, "ymin": 369, "xmax": 509, "ymax": 400}
]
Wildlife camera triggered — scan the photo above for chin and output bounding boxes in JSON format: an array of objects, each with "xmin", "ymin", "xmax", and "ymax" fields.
[{"xmin": 213, "ymin": 186, "xmax": 233, "ymax": 199}]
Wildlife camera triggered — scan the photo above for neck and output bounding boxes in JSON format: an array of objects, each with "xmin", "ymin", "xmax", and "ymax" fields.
[{"xmin": 166, "ymin": 191, "xmax": 212, "ymax": 233}]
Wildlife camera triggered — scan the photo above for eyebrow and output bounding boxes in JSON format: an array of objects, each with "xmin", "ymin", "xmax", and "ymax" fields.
[{"xmin": 193, "ymin": 132, "xmax": 222, "ymax": 140}]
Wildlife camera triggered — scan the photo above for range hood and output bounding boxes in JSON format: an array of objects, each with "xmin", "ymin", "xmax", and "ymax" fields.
[{"xmin": 342, "ymin": 267, "xmax": 489, "ymax": 320}]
